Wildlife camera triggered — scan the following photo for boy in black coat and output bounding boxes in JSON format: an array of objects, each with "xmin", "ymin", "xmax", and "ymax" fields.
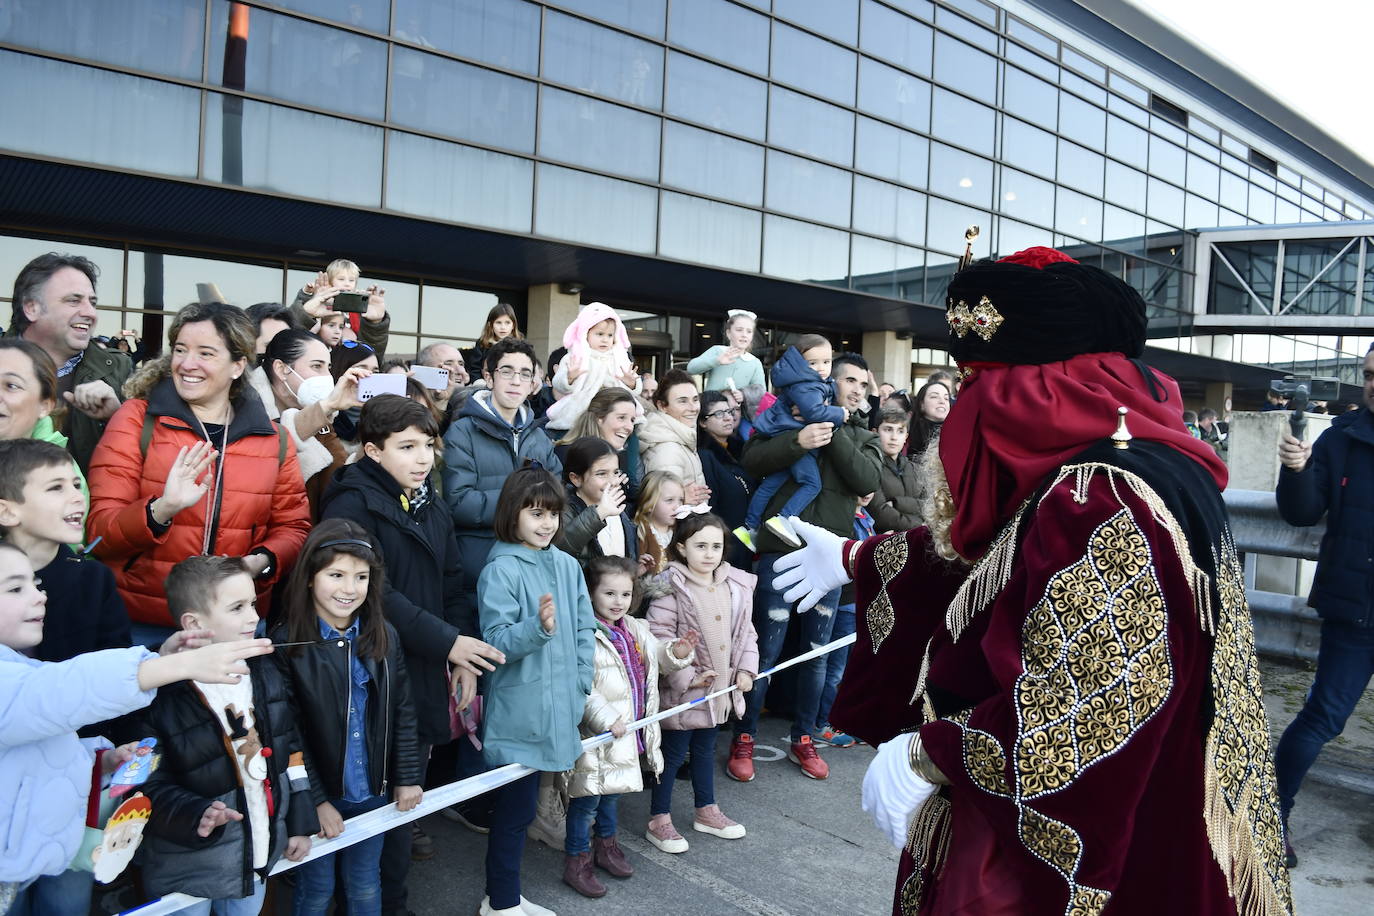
[{"xmin": 139, "ymin": 557, "xmax": 316, "ymax": 907}]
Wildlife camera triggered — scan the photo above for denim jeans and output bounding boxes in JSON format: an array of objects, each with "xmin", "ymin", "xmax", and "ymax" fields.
[
  {"xmin": 815, "ymin": 602, "xmax": 856, "ymax": 731},
  {"xmin": 745, "ymin": 453, "xmax": 823, "ymax": 530},
  {"xmin": 1274, "ymin": 618, "xmax": 1374, "ymax": 819},
  {"xmin": 182, "ymin": 876, "xmax": 267, "ymax": 915},
  {"xmin": 485, "ymin": 771, "xmax": 540, "ymax": 910},
  {"xmin": 736, "ymin": 553, "xmax": 840, "ymax": 742},
  {"xmin": 565, "ymin": 794, "xmax": 620, "ymax": 854},
  {"xmin": 6, "ymin": 868, "xmax": 93, "ymax": 916},
  {"xmin": 294, "ymin": 795, "xmax": 389, "ymax": 916},
  {"xmin": 651, "ymin": 727, "xmax": 718, "ymax": 815},
  {"xmin": 380, "ymin": 741, "xmax": 430, "ymax": 913}
]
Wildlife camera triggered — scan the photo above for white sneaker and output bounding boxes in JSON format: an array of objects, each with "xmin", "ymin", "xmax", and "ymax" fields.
[
  {"xmin": 519, "ymin": 897, "xmax": 557, "ymax": 916},
  {"xmin": 764, "ymin": 515, "xmax": 803, "ymax": 548},
  {"xmin": 478, "ymin": 897, "xmax": 524, "ymax": 916}
]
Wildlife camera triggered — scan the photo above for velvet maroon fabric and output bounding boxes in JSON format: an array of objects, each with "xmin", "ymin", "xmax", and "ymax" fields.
[{"xmin": 939, "ymin": 352, "xmax": 1228, "ymax": 561}]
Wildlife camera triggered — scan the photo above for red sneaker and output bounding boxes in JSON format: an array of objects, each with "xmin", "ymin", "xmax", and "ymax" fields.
[
  {"xmin": 727, "ymin": 733, "xmax": 756, "ymax": 782},
  {"xmin": 788, "ymin": 735, "xmax": 829, "ymax": 780}
]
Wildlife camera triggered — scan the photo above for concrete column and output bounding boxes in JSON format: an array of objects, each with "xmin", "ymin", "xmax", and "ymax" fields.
[
  {"xmin": 862, "ymin": 330, "xmax": 914, "ymax": 390},
  {"xmin": 526, "ymin": 283, "xmax": 581, "ymax": 370},
  {"xmin": 1204, "ymin": 381, "xmax": 1234, "ymax": 416}
]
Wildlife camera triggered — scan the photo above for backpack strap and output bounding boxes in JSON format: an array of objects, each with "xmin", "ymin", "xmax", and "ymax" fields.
[
  {"xmin": 139, "ymin": 409, "xmax": 155, "ymax": 459},
  {"xmin": 277, "ymin": 423, "xmax": 289, "ymax": 466}
]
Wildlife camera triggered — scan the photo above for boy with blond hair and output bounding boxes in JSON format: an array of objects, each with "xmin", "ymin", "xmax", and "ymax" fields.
[{"xmin": 289, "ymin": 257, "xmax": 391, "ymax": 357}]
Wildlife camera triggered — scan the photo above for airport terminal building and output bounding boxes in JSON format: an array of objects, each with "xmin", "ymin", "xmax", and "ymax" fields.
[{"xmin": 1, "ymin": 0, "xmax": 1371, "ymax": 404}]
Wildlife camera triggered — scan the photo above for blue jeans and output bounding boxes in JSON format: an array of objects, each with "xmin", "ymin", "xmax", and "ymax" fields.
[
  {"xmin": 1274, "ymin": 618, "xmax": 1374, "ymax": 820},
  {"xmin": 736, "ymin": 553, "xmax": 840, "ymax": 742},
  {"xmin": 293, "ymin": 795, "xmax": 389, "ymax": 916},
  {"xmin": 815, "ymin": 602, "xmax": 856, "ymax": 731},
  {"xmin": 6, "ymin": 868, "xmax": 92, "ymax": 916},
  {"xmin": 565, "ymin": 794, "xmax": 620, "ymax": 854},
  {"xmin": 182, "ymin": 876, "xmax": 266, "ymax": 915},
  {"xmin": 651, "ymin": 727, "xmax": 718, "ymax": 814},
  {"xmin": 745, "ymin": 453, "xmax": 822, "ymax": 530},
  {"xmin": 485, "ymin": 771, "xmax": 539, "ymax": 910}
]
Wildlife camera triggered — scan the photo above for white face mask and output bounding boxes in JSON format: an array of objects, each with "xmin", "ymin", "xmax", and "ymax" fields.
[{"xmin": 288, "ymin": 369, "xmax": 334, "ymax": 407}]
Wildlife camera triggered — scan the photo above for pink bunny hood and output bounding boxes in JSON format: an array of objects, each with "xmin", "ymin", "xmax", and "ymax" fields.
[{"xmin": 563, "ymin": 301, "xmax": 633, "ymax": 375}]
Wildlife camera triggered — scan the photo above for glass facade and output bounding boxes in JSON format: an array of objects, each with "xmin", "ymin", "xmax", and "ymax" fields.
[{"xmin": 0, "ymin": 0, "xmax": 1371, "ymax": 347}]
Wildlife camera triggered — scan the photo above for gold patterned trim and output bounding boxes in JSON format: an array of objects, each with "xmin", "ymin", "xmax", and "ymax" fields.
[
  {"xmin": 867, "ymin": 535, "xmax": 909, "ymax": 651},
  {"xmin": 899, "ymin": 794, "xmax": 952, "ymax": 916},
  {"xmin": 946, "ymin": 295, "xmax": 1004, "ymax": 341},
  {"xmin": 945, "ymin": 500, "xmax": 1029, "ymax": 643}
]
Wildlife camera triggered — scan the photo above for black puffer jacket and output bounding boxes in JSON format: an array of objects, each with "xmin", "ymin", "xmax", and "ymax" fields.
[
  {"xmin": 556, "ymin": 487, "xmax": 638, "ymax": 566},
  {"xmin": 271, "ymin": 620, "xmax": 422, "ymax": 801},
  {"xmin": 321, "ymin": 457, "xmax": 468, "ymax": 744},
  {"xmin": 138, "ymin": 654, "xmax": 318, "ymax": 900}
]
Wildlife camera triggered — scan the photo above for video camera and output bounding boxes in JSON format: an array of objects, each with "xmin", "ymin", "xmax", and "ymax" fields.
[{"xmin": 1269, "ymin": 375, "xmax": 1340, "ymax": 441}]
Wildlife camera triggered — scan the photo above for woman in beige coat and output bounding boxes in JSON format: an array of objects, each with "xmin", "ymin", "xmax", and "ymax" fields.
[
  {"xmin": 639, "ymin": 369, "xmax": 711, "ymax": 504},
  {"xmin": 562, "ymin": 557, "xmax": 697, "ymax": 898}
]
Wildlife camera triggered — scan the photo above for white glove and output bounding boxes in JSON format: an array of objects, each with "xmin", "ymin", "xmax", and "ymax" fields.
[
  {"xmin": 862, "ymin": 732, "xmax": 937, "ymax": 849},
  {"xmin": 771, "ymin": 517, "xmax": 851, "ymax": 611}
]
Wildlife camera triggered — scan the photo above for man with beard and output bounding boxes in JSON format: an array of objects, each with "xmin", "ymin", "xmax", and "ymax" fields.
[{"xmin": 774, "ymin": 248, "xmax": 1292, "ymax": 916}]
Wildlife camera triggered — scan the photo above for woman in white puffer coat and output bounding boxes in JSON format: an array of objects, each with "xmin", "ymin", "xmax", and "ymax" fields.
[{"xmin": 560, "ymin": 557, "xmax": 697, "ymax": 899}]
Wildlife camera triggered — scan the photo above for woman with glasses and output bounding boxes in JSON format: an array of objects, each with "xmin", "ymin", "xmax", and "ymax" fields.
[{"xmin": 697, "ymin": 389, "xmax": 757, "ymax": 569}]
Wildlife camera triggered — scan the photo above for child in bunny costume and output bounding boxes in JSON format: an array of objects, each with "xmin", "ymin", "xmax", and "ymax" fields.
[{"xmin": 545, "ymin": 302, "xmax": 642, "ymax": 432}]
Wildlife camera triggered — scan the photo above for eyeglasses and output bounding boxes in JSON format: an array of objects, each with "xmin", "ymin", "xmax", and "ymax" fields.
[
  {"xmin": 494, "ymin": 366, "xmax": 536, "ymax": 382},
  {"xmin": 704, "ymin": 408, "xmax": 740, "ymax": 421}
]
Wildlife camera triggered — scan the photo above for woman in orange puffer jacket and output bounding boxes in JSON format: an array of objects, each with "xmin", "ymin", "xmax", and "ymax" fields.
[{"xmin": 88, "ymin": 301, "xmax": 311, "ymax": 639}]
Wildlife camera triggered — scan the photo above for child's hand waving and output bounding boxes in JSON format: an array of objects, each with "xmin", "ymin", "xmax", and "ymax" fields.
[
  {"xmin": 197, "ymin": 800, "xmax": 243, "ymax": 838},
  {"xmin": 395, "ymin": 785, "xmax": 423, "ymax": 812},
  {"xmin": 539, "ymin": 593, "xmax": 557, "ymax": 634},
  {"xmin": 673, "ymin": 630, "xmax": 701, "ymax": 659}
]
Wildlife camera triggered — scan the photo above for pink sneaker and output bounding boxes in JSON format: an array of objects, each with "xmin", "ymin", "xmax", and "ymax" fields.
[
  {"xmin": 645, "ymin": 814, "xmax": 688, "ymax": 853},
  {"xmin": 693, "ymin": 804, "xmax": 746, "ymax": 839}
]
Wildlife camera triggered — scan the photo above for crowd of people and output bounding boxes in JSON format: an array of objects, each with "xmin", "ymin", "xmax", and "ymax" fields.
[{"xmin": 0, "ymin": 252, "xmax": 960, "ymax": 916}]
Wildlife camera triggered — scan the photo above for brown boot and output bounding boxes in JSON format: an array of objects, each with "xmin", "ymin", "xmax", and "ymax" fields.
[
  {"xmin": 563, "ymin": 852, "xmax": 607, "ymax": 898},
  {"xmin": 593, "ymin": 835, "xmax": 634, "ymax": 878}
]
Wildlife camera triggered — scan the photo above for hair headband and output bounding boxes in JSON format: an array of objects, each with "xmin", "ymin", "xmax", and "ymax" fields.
[
  {"xmin": 726, "ymin": 309, "xmax": 756, "ymax": 321},
  {"xmin": 318, "ymin": 538, "xmax": 374, "ymax": 551},
  {"xmin": 673, "ymin": 502, "xmax": 713, "ymax": 520}
]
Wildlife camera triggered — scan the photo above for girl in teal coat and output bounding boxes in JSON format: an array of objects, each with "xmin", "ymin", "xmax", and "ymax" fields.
[{"xmin": 476, "ymin": 466, "xmax": 595, "ymax": 916}]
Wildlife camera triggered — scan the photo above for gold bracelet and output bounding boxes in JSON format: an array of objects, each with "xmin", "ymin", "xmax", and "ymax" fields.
[
  {"xmin": 844, "ymin": 538, "xmax": 862, "ymax": 577},
  {"xmin": 908, "ymin": 732, "xmax": 948, "ymax": 785}
]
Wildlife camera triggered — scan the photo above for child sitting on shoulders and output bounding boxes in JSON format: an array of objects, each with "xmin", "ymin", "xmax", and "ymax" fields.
[
  {"xmin": 545, "ymin": 303, "xmax": 641, "ymax": 433},
  {"xmin": 561, "ymin": 557, "xmax": 697, "ymax": 898},
  {"xmin": 645, "ymin": 512, "xmax": 758, "ymax": 854},
  {"xmin": 140, "ymin": 556, "xmax": 317, "ymax": 913}
]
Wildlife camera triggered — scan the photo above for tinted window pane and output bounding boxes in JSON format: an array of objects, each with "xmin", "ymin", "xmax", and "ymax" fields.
[
  {"xmin": 772, "ymin": 23, "xmax": 856, "ymax": 106},
  {"xmin": 853, "ymin": 177, "xmax": 926, "ymax": 245},
  {"xmin": 0, "ymin": 235, "xmax": 126, "ymax": 308},
  {"xmin": 1147, "ymin": 177, "xmax": 1184, "ymax": 227},
  {"xmin": 1058, "ymin": 141, "xmax": 1105, "ymax": 196},
  {"xmin": 1185, "ymin": 193, "xmax": 1218, "ymax": 229},
  {"xmin": 933, "ymin": 35, "xmax": 996, "ymax": 104},
  {"xmin": 998, "ymin": 167, "xmax": 1054, "ymax": 227},
  {"xmin": 1103, "ymin": 205, "xmax": 1146, "ymax": 254},
  {"xmin": 1249, "ymin": 186, "xmax": 1276, "ymax": 223},
  {"xmin": 204, "ymin": 97, "xmax": 382, "ymax": 205},
  {"xmin": 659, "ymin": 192, "xmax": 761, "ymax": 272},
  {"xmin": 851, "ymin": 236, "xmax": 925, "ymax": 300},
  {"xmin": 995, "ymin": 217, "xmax": 1050, "ymax": 259},
  {"xmin": 393, "ymin": 0, "xmax": 539, "ymax": 74},
  {"xmin": 1061, "ymin": 71, "xmax": 1105, "ymax": 106},
  {"xmin": 665, "ymin": 53, "xmax": 767, "ymax": 140},
  {"xmin": 1106, "ymin": 161, "xmax": 1146, "ymax": 212},
  {"xmin": 419, "ymin": 285, "xmax": 497, "ymax": 343},
  {"xmin": 927, "ymin": 197, "xmax": 988, "ymax": 256},
  {"xmin": 0, "ymin": 52, "xmax": 199, "ymax": 178},
  {"xmin": 553, "ymin": 0, "xmax": 665, "ymax": 37},
  {"xmin": 1219, "ymin": 168, "xmax": 1247, "ymax": 213},
  {"xmin": 209, "ymin": 2, "xmax": 386, "ymax": 119},
  {"xmin": 668, "ymin": 0, "xmax": 769, "ymax": 75},
  {"xmin": 1002, "ymin": 67, "xmax": 1057, "ymax": 125},
  {"xmin": 855, "ymin": 117, "xmax": 928, "ymax": 189},
  {"xmin": 1186, "ymin": 154, "xmax": 1219, "ymax": 199},
  {"xmin": 385, "ymin": 132, "xmax": 532, "ymax": 233},
  {"xmin": 930, "ymin": 144, "xmax": 991, "ymax": 207},
  {"xmin": 858, "ymin": 59, "xmax": 930, "ymax": 132},
  {"xmin": 1058, "ymin": 93, "xmax": 1105, "ymax": 148},
  {"xmin": 391, "ymin": 49, "xmax": 536, "ymax": 152},
  {"xmin": 1001, "ymin": 117, "xmax": 1055, "ymax": 176},
  {"xmin": 776, "ymin": 0, "xmax": 859, "ymax": 45},
  {"xmin": 1106, "ymin": 115, "xmax": 1147, "ymax": 168},
  {"xmin": 535, "ymin": 164, "xmax": 656, "ymax": 253},
  {"xmin": 539, "ymin": 88, "xmax": 660, "ymax": 181},
  {"xmin": 765, "ymin": 151, "xmax": 852, "ymax": 226},
  {"xmin": 859, "ymin": 0, "xmax": 932, "ymax": 76},
  {"xmin": 662, "ymin": 122, "xmax": 764, "ymax": 206},
  {"xmin": 1149, "ymin": 135, "xmax": 1186, "ymax": 184},
  {"xmin": 277, "ymin": 0, "xmax": 388, "ymax": 32},
  {"xmin": 768, "ymin": 88, "xmax": 854, "ymax": 166},
  {"xmin": 1055, "ymin": 187, "xmax": 1101, "ymax": 241},
  {"xmin": 1005, "ymin": 42, "xmax": 1057, "ymax": 81},
  {"xmin": 0, "ymin": 0, "xmax": 203, "ymax": 80},
  {"xmin": 543, "ymin": 12, "xmax": 663, "ymax": 108},
  {"xmin": 931, "ymin": 89, "xmax": 993, "ymax": 151},
  {"xmin": 936, "ymin": 6, "xmax": 995, "ymax": 47},
  {"xmin": 762, "ymin": 216, "xmax": 848, "ymax": 285}
]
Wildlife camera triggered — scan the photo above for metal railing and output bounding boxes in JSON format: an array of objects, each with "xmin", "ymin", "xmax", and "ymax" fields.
[{"xmin": 1223, "ymin": 488, "xmax": 1324, "ymax": 664}]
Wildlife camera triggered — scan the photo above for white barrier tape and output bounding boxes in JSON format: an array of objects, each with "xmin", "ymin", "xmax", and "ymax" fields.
[{"xmin": 121, "ymin": 631, "xmax": 857, "ymax": 915}]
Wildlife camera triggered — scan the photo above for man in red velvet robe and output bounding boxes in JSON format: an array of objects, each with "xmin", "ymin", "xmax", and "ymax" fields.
[{"xmin": 775, "ymin": 249, "xmax": 1292, "ymax": 916}]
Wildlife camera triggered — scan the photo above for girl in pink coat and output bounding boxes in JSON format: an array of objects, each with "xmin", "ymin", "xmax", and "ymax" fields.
[{"xmin": 644, "ymin": 511, "xmax": 759, "ymax": 854}]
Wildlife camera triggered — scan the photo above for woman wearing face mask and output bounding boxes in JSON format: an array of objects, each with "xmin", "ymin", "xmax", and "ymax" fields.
[{"xmin": 248, "ymin": 329, "xmax": 369, "ymax": 515}]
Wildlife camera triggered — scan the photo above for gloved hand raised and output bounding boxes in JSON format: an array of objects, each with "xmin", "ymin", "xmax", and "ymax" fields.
[
  {"xmin": 771, "ymin": 517, "xmax": 852, "ymax": 612},
  {"xmin": 862, "ymin": 732, "xmax": 938, "ymax": 849}
]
